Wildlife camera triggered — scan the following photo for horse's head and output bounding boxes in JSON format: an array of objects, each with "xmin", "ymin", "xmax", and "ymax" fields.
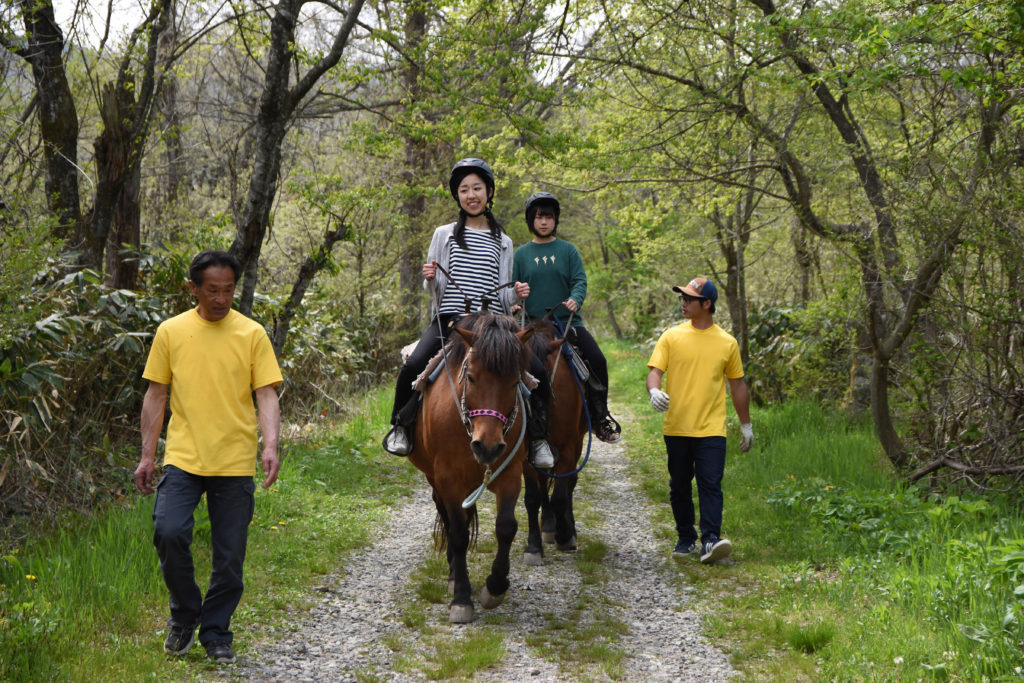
[
  {"xmin": 453, "ymin": 314, "xmax": 534, "ymax": 465},
  {"xmin": 526, "ymin": 319, "xmax": 566, "ymax": 365}
]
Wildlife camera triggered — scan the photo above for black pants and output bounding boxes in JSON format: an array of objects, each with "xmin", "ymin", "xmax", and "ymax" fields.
[
  {"xmin": 152, "ymin": 465, "xmax": 255, "ymax": 646},
  {"xmin": 568, "ymin": 325, "xmax": 608, "ymax": 388},
  {"xmin": 664, "ymin": 436, "xmax": 727, "ymax": 545},
  {"xmin": 390, "ymin": 315, "xmax": 459, "ymax": 424}
]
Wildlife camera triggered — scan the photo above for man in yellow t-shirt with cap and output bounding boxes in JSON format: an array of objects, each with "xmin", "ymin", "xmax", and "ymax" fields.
[
  {"xmin": 134, "ymin": 250, "xmax": 283, "ymax": 664},
  {"xmin": 646, "ymin": 277, "xmax": 752, "ymax": 564}
]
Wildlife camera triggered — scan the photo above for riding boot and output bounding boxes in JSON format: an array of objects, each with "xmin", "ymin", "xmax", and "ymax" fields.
[
  {"xmin": 527, "ymin": 388, "xmax": 556, "ymax": 469},
  {"xmin": 586, "ymin": 376, "xmax": 621, "ymax": 443}
]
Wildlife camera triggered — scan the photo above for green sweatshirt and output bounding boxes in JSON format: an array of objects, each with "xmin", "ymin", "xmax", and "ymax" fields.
[{"xmin": 513, "ymin": 238, "xmax": 588, "ymax": 328}]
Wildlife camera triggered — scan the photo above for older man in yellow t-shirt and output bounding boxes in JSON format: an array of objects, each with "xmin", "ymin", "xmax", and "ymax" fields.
[
  {"xmin": 134, "ymin": 250, "xmax": 282, "ymax": 664},
  {"xmin": 646, "ymin": 277, "xmax": 752, "ymax": 565}
]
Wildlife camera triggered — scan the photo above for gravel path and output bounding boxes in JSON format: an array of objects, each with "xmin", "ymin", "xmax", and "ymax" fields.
[{"xmin": 231, "ymin": 411, "xmax": 735, "ymax": 681}]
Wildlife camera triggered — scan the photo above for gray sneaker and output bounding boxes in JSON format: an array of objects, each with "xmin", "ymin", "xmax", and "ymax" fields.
[
  {"xmin": 163, "ymin": 621, "xmax": 196, "ymax": 655},
  {"xmin": 530, "ymin": 440, "xmax": 555, "ymax": 468},
  {"xmin": 382, "ymin": 426, "xmax": 411, "ymax": 455},
  {"xmin": 204, "ymin": 640, "xmax": 236, "ymax": 664},
  {"xmin": 700, "ymin": 538, "xmax": 732, "ymax": 564}
]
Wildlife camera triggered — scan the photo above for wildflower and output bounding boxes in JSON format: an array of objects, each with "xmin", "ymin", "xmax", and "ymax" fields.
[
  {"xmin": 26, "ymin": 574, "xmax": 36, "ymax": 580},
  {"xmin": 894, "ymin": 656, "xmax": 904, "ymax": 665},
  {"xmin": 278, "ymin": 521, "xmax": 286, "ymax": 526},
  {"xmin": 271, "ymin": 525, "xmax": 279, "ymax": 530}
]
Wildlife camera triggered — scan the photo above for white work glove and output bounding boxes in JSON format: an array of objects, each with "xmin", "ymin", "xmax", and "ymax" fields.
[
  {"xmin": 648, "ymin": 388, "xmax": 670, "ymax": 412},
  {"xmin": 739, "ymin": 423, "xmax": 753, "ymax": 452}
]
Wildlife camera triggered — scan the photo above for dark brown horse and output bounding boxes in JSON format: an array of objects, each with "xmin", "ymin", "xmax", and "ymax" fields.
[
  {"xmin": 522, "ymin": 319, "xmax": 587, "ymax": 564},
  {"xmin": 408, "ymin": 313, "xmax": 533, "ymax": 623}
]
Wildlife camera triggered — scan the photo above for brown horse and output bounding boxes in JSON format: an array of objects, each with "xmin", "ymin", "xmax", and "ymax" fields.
[
  {"xmin": 522, "ymin": 319, "xmax": 587, "ymax": 565},
  {"xmin": 408, "ymin": 313, "xmax": 533, "ymax": 623}
]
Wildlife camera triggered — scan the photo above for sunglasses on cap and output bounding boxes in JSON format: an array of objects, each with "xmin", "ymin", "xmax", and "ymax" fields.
[{"xmin": 678, "ymin": 293, "xmax": 706, "ymax": 304}]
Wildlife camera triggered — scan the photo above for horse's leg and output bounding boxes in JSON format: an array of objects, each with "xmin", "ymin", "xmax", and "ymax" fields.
[
  {"xmin": 431, "ymin": 490, "xmax": 458, "ymax": 594},
  {"xmin": 540, "ymin": 481, "xmax": 556, "ymax": 544},
  {"xmin": 522, "ymin": 471, "xmax": 545, "ymax": 565},
  {"xmin": 552, "ymin": 474, "xmax": 578, "ymax": 551},
  {"xmin": 444, "ymin": 500, "xmax": 474, "ymax": 623},
  {"xmin": 479, "ymin": 486, "xmax": 518, "ymax": 609}
]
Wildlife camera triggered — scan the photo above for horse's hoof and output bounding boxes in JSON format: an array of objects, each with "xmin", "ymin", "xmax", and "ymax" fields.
[
  {"xmin": 524, "ymin": 551, "xmax": 544, "ymax": 566},
  {"xmin": 557, "ymin": 535, "xmax": 578, "ymax": 552},
  {"xmin": 542, "ymin": 531, "xmax": 555, "ymax": 544},
  {"xmin": 449, "ymin": 604, "xmax": 474, "ymax": 623},
  {"xmin": 478, "ymin": 585, "xmax": 505, "ymax": 609}
]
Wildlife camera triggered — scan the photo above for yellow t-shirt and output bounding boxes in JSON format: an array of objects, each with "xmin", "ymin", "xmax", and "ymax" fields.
[
  {"xmin": 647, "ymin": 322, "xmax": 744, "ymax": 437},
  {"xmin": 143, "ymin": 309, "xmax": 283, "ymax": 476}
]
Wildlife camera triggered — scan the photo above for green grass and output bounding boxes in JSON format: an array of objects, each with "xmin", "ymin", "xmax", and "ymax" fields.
[
  {"xmin": 604, "ymin": 337, "xmax": 1024, "ymax": 681},
  {"xmin": 0, "ymin": 385, "xmax": 417, "ymax": 682}
]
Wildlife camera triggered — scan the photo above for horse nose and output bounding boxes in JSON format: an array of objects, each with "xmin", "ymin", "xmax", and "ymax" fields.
[{"xmin": 470, "ymin": 439, "xmax": 506, "ymax": 464}]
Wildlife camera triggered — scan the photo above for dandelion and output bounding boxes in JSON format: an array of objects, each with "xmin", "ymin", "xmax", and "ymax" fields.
[
  {"xmin": 278, "ymin": 521, "xmax": 286, "ymax": 526},
  {"xmin": 271, "ymin": 525, "xmax": 279, "ymax": 530},
  {"xmin": 26, "ymin": 574, "xmax": 36, "ymax": 580},
  {"xmin": 894, "ymin": 656, "xmax": 904, "ymax": 665}
]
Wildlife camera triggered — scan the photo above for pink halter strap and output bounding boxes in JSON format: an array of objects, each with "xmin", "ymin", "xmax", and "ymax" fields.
[{"xmin": 465, "ymin": 408, "xmax": 509, "ymax": 425}]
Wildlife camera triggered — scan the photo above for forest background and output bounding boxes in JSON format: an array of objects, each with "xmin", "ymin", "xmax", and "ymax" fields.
[{"xmin": 0, "ymin": 0, "xmax": 1022, "ymax": 540}]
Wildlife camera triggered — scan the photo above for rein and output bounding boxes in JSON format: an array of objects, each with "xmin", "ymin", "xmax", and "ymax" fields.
[{"xmin": 432, "ymin": 261, "xmax": 516, "ymax": 313}]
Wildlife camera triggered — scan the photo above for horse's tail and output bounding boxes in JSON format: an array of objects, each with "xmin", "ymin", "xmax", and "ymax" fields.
[{"xmin": 431, "ymin": 506, "xmax": 480, "ymax": 552}]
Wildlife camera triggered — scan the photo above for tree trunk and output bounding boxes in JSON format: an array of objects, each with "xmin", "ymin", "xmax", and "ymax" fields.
[
  {"xmin": 231, "ymin": 0, "xmax": 366, "ymax": 314},
  {"xmin": 272, "ymin": 219, "xmax": 351, "ymax": 355},
  {"xmin": 86, "ymin": 82, "xmax": 135, "ymax": 272},
  {"xmin": 869, "ymin": 354, "xmax": 906, "ymax": 468},
  {"xmin": 105, "ymin": 156, "xmax": 142, "ymax": 289},
  {"xmin": 158, "ymin": 0, "xmax": 184, "ymax": 220},
  {"xmin": 16, "ymin": 0, "xmax": 81, "ymax": 241},
  {"xmin": 398, "ymin": 1, "xmax": 431, "ymax": 329},
  {"xmin": 791, "ymin": 216, "xmax": 813, "ymax": 304},
  {"xmin": 604, "ymin": 299, "xmax": 623, "ymax": 339}
]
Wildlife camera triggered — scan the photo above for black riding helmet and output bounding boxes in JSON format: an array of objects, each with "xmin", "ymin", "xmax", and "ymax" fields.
[
  {"xmin": 525, "ymin": 191, "xmax": 560, "ymax": 235},
  {"xmin": 449, "ymin": 158, "xmax": 495, "ymax": 203}
]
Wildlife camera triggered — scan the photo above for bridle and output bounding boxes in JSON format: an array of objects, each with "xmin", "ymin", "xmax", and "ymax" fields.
[{"xmin": 457, "ymin": 354, "xmax": 521, "ymax": 439}]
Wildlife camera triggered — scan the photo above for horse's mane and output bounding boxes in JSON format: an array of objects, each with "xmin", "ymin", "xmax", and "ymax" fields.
[{"xmin": 449, "ymin": 313, "xmax": 528, "ymax": 377}]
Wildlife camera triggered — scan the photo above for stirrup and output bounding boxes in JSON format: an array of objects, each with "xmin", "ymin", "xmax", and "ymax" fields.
[{"xmin": 596, "ymin": 416, "xmax": 621, "ymax": 443}]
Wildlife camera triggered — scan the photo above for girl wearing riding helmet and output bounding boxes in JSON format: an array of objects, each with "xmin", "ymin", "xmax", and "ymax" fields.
[{"xmin": 383, "ymin": 159, "xmax": 555, "ymax": 467}]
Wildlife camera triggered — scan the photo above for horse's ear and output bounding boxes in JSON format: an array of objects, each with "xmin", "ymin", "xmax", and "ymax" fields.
[
  {"xmin": 516, "ymin": 327, "xmax": 535, "ymax": 344},
  {"xmin": 547, "ymin": 338, "xmax": 566, "ymax": 353},
  {"xmin": 454, "ymin": 326, "xmax": 475, "ymax": 346}
]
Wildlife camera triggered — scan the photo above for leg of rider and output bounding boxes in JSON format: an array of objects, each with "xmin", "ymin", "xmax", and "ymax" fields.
[
  {"xmin": 386, "ymin": 316, "xmax": 451, "ymax": 453},
  {"xmin": 572, "ymin": 326, "xmax": 619, "ymax": 438},
  {"xmin": 527, "ymin": 353, "xmax": 555, "ymax": 466}
]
